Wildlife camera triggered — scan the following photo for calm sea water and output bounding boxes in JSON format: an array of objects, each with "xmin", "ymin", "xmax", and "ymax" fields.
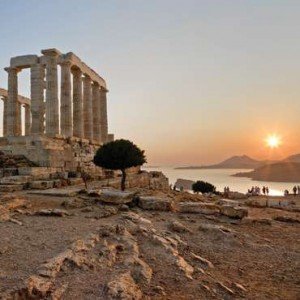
[{"xmin": 143, "ymin": 166, "xmax": 300, "ymax": 196}]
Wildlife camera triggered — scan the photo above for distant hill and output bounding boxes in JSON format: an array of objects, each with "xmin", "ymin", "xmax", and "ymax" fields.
[
  {"xmin": 283, "ymin": 154, "xmax": 300, "ymax": 163},
  {"xmin": 233, "ymin": 162, "xmax": 300, "ymax": 182},
  {"xmin": 176, "ymin": 155, "xmax": 270, "ymax": 170}
]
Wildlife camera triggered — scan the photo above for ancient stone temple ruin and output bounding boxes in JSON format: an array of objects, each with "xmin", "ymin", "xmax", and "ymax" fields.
[{"xmin": 0, "ymin": 48, "xmax": 114, "ymax": 176}]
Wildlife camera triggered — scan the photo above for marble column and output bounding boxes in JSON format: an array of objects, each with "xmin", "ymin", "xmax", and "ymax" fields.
[
  {"xmin": 99, "ymin": 87, "xmax": 108, "ymax": 143},
  {"xmin": 24, "ymin": 105, "xmax": 31, "ymax": 135},
  {"xmin": 5, "ymin": 67, "xmax": 20, "ymax": 136},
  {"xmin": 72, "ymin": 68, "xmax": 83, "ymax": 138},
  {"xmin": 30, "ymin": 63, "xmax": 45, "ymax": 134},
  {"xmin": 92, "ymin": 83, "xmax": 101, "ymax": 142},
  {"xmin": 42, "ymin": 49, "xmax": 59, "ymax": 137},
  {"xmin": 83, "ymin": 75, "xmax": 93, "ymax": 140},
  {"xmin": 60, "ymin": 61, "xmax": 72, "ymax": 137},
  {"xmin": 2, "ymin": 97, "xmax": 7, "ymax": 137}
]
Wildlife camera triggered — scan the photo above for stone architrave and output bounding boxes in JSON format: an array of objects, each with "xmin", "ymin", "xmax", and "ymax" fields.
[
  {"xmin": 83, "ymin": 75, "xmax": 93, "ymax": 140},
  {"xmin": 60, "ymin": 61, "xmax": 72, "ymax": 137},
  {"xmin": 72, "ymin": 68, "xmax": 83, "ymax": 138}
]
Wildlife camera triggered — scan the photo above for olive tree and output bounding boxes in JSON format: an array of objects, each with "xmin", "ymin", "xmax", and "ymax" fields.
[
  {"xmin": 93, "ymin": 139, "xmax": 146, "ymax": 191},
  {"xmin": 192, "ymin": 180, "xmax": 216, "ymax": 194}
]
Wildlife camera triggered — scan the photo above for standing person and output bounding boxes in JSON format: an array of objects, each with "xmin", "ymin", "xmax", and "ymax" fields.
[
  {"xmin": 293, "ymin": 186, "xmax": 297, "ymax": 196},
  {"xmin": 266, "ymin": 187, "xmax": 269, "ymax": 195},
  {"xmin": 262, "ymin": 186, "xmax": 266, "ymax": 195},
  {"xmin": 297, "ymin": 185, "xmax": 300, "ymax": 195}
]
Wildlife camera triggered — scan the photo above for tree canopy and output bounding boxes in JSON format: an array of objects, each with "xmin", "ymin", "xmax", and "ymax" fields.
[
  {"xmin": 192, "ymin": 180, "xmax": 216, "ymax": 194},
  {"xmin": 93, "ymin": 139, "xmax": 146, "ymax": 190}
]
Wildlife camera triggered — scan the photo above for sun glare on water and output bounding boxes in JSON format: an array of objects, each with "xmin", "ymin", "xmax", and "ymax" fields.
[{"xmin": 266, "ymin": 134, "xmax": 281, "ymax": 148}]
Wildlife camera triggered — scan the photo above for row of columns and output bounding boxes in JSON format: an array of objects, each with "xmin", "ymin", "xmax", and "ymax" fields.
[
  {"xmin": 4, "ymin": 52, "xmax": 108, "ymax": 144},
  {"xmin": 1, "ymin": 94, "xmax": 31, "ymax": 136}
]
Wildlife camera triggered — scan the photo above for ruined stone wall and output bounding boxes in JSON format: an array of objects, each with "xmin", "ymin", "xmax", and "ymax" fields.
[
  {"xmin": 107, "ymin": 171, "xmax": 169, "ymax": 190},
  {"xmin": 0, "ymin": 135, "xmax": 103, "ymax": 176}
]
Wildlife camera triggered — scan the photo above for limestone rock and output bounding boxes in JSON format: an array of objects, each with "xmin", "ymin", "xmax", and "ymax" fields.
[
  {"xmin": 29, "ymin": 180, "xmax": 54, "ymax": 190},
  {"xmin": 191, "ymin": 252, "xmax": 214, "ymax": 268},
  {"xmin": 227, "ymin": 191, "xmax": 247, "ymax": 200},
  {"xmin": 169, "ymin": 220, "xmax": 191, "ymax": 233},
  {"xmin": 273, "ymin": 215, "xmax": 300, "ymax": 223},
  {"xmin": 217, "ymin": 199, "xmax": 240, "ymax": 206},
  {"xmin": 177, "ymin": 202, "xmax": 220, "ymax": 215},
  {"xmin": 105, "ymin": 272, "xmax": 143, "ymax": 300},
  {"xmin": 35, "ymin": 208, "xmax": 69, "ymax": 217},
  {"xmin": 242, "ymin": 217, "xmax": 272, "ymax": 225},
  {"xmin": 138, "ymin": 196, "xmax": 174, "ymax": 211},
  {"xmin": 245, "ymin": 198, "xmax": 267, "ymax": 208},
  {"xmin": 27, "ymin": 275, "xmax": 54, "ymax": 298},
  {"xmin": 100, "ymin": 189, "xmax": 136, "ymax": 204},
  {"xmin": 220, "ymin": 205, "xmax": 248, "ymax": 219}
]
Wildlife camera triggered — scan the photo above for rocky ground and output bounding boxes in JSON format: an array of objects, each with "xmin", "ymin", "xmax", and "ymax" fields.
[{"xmin": 0, "ymin": 185, "xmax": 299, "ymax": 299}]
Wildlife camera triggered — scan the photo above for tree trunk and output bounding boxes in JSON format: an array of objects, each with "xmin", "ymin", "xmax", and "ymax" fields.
[{"xmin": 121, "ymin": 169, "xmax": 126, "ymax": 191}]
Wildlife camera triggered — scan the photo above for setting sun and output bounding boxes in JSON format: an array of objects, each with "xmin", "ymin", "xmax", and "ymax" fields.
[{"xmin": 266, "ymin": 134, "xmax": 281, "ymax": 148}]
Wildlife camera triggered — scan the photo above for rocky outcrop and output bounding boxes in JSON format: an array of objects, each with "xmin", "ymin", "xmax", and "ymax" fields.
[
  {"xmin": 220, "ymin": 205, "xmax": 248, "ymax": 219},
  {"xmin": 138, "ymin": 196, "xmax": 175, "ymax": 211},
  {"xmin": 176, "ymin": 202, "xmax": 220, "ymax": 215}
]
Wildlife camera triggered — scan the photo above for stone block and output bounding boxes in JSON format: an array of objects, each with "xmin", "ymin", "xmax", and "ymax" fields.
[
  {"xmin": 29, "ymin": 180, "xmax": 54, "ymax": 190},
  {"xmin": 10, "ymin": 55, "xmax": 39, "ymax": 68},
  {"xmin": 177, "ymin": 202, "xmax": 220, "ymax": 215},
  {"xmin": 220, "ymin": 205, "xmax": 248, "ymax": 219},
  {"xmin": 138, "ymin": 196, "xmax": 174, "ymax": 211},
  {"xmin": 0, "ymin": 185, "xmax": 24, "ymax": 192},
  {"xmin": 216, "ymin": 199, "xmax": 240, "ymax": 206}
]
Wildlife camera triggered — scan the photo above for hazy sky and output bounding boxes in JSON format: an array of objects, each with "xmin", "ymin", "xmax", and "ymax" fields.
[{"xmin": 0, "ymin": 0, "xmax": 299, "ymax": 165}]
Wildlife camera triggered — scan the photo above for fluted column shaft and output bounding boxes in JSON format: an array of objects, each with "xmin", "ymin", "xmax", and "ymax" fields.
[
  {"xmin": 92, "ymin": 83, "xmax": 101, "ymax": 142},
  {"xmin": 30, "ymin": 63, "xmax": 45, "ymax": 134},
  {"xmin": 43, "ymin": 51, "xmax": 59, "ymax": 136},
  {"xmin": 25, "ymin": 105, "xmax": 31, "ymax": 135},
  {"xmin": 72, "ymin": 68, "xmax": 83, "ymax": 138},
  {"xmin": 60, "ymin": 61, "xmax": 72, "ymax": 137},
  {"xmin": 100, "ymin": 88, "xmax": 108, "ymax": 143},
  {"xmin": 5, "ymin": 67, "xmax": 21, "ymax": 136},
  {"xmin": 83, "ymin": 76, "xmax": 93, "ymax": 140},
  {"xmin": 2, "ymin": 97, "xmax": 7, "ymax": 136}
]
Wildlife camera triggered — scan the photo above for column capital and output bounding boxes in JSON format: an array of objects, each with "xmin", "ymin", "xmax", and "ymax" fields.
[
  {"xmin": 4, "ymin": 67, "xmax": 21, "ymax": 74},
  {"xmin": 100, "ymin": 86, "xmax": 109, "ymax": 93},
  {"xmin": 71, "ymin": 66, "xmax": 82, "ymax": 76},
  {"xmin": 60, "ymin": 60, "xmax": 72, "ymax": 68},
  {"xmin": 41, "ymin": 48, "xmax": 61, "ymax": 57},
  {"xmin": 83, "ymin": 74, "xmax": 91, "ymax": 82}
]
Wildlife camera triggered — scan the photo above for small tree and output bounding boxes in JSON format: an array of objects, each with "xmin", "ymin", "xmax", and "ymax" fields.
[
  {"xmin": 93, "ymin": 139, "xmax": 146, "ymax": 191},
  {"xmin": 192, "ymin": 181, "xmax": 216, "ymax": 194}
]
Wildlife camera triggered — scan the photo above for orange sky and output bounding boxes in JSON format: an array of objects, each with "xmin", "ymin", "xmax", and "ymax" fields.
[{"xmin": 0, "ymin": 1, "xmax": 299, "ymax": 166}]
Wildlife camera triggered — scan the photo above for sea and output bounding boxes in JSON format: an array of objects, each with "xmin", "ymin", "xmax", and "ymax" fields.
[{"xmin": 143, "ymin": 166, "xmax": 300, "ymax": 196}]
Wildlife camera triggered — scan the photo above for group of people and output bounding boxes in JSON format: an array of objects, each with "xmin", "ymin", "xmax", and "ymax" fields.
[
  {"xmin": 284, "ymin": 185, "xmax": 300, "ymax": 196},
  {"xmin": 247, "ymin": 186, "xmax": 269, "ymax": 196}
]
